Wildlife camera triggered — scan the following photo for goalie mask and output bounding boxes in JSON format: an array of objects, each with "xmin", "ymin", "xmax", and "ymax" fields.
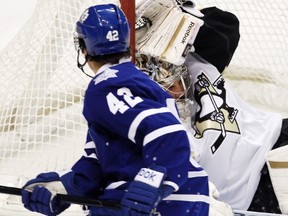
[{"xmin": 137, "ymin": 55, "xmax": 192, "ymax": 102}]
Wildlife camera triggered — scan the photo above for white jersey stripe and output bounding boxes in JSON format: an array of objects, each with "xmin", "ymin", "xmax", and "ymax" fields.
[
  {"xmin": 163, "ymin": 180, "xmax": 180, "ymax": 192},
  {"xmin": 83, "ymin": 141, "xmax": 98, "ymax": 159},
  {"xmin": 143, "ymin": 124, "xmax": 185, "ymax": 146},
  {"xmin": 105, "ymin": 181, "xmax": 126, "ymax": 189},
  {"xmin": 164, "ymin": 194, "xmax": 210, "ymax": 204},
  {"xmin": 83, "ymin": 151, "xmax": 98, "ymax": 159},
  {"xmin": 84, "ymin": 141, "xmax": 95, "ymax": 149},
  {"xmin": 189, "ymin": 155, "xmax": 202, "ymax": 168},
  {"xmin": 128, "ymin": 107, "xmax": 171, "ymax": 142},
  {"xmin": 188, "ymin": 170, "xmax": 208, "ymax": 178}
]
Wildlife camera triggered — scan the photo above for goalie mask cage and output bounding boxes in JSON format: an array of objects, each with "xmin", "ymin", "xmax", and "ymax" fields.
[{"xmin": 0, "ymin": 0, "xmax": 287, "ymax": 215}]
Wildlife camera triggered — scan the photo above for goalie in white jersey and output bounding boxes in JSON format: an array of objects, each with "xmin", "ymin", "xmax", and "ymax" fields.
[
  {"xmin": 138, "ymin": 53, "xmax": 288, "ymax": 214},
  {"xmin": 135, "ymin": 0, "xmax": 288, "ymax": 214}
]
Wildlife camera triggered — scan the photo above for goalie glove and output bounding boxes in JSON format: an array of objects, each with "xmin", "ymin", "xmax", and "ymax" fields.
[
  {"xmin": 21, "ymin": 172, "xmax": 70, "ymax": 216},
  {"xmin": 135, "ymin": 0, "xmax": 204, "ymax": 66},
  {"xmin": 121, "ymin": 166, "xmax": 174, "ymax": 216}
]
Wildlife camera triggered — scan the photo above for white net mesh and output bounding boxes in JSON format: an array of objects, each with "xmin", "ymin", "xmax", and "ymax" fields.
[
  {"xmin": 0, "ymin": 0, "xmax": 119, "ymax": 214},
  {"xmin": 0, "ymin": 0, "xmax": 121, "ymax": 176}
]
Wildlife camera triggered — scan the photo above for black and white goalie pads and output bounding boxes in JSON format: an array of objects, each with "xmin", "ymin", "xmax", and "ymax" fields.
[{"xmin": 135, "ymin": 0, "xmax": 204, "ymax": 65}]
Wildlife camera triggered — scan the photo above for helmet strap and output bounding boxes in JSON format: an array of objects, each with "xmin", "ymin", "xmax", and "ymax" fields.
[{"xmin": 76, "ymin": 50, "xmax": 94, "ymax": 78}]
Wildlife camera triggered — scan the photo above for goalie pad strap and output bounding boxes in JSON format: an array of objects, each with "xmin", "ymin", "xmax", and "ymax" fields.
[{"xmin": 268, "ymin": 161, "xmax": 288, "ymax": 169}]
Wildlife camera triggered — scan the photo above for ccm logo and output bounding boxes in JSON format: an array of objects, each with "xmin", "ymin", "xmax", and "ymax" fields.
[{"xmin": 181, "ymin": 21, "xmax": 195, "ymax": 44}]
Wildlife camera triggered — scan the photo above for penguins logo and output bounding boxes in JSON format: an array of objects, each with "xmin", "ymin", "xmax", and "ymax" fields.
[{"xmin": 194, "ymin": 72, "xmax": 240, "ymax": 154}]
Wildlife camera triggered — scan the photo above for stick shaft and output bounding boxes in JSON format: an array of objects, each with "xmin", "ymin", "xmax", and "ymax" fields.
[{"xmin": 0, "ymin": 185, "xmax": 121, "ymax": 210}]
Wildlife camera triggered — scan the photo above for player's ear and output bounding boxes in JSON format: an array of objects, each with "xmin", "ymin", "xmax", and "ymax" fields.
[
  {"xmin": 82, "ymin": 48, "xmax": 88, "ymax": 55},
  {"xmin": 78, "ymin": 38, "xmax": 86, "ymax": 54}
]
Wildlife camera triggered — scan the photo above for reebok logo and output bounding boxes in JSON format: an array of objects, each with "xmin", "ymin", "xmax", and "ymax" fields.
[
  {"xmin": 138, "ymin": 168, "xmax": 157, "ymax": 182},
  {"xmin": 181, "ymin": 21, "xmax": 195, "ymax": 44},
  {"xmin": 135, "ymin": 168, "xmax": 164, "ymax": 188}
]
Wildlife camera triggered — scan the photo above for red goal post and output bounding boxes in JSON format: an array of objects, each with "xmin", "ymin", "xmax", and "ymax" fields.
[{"xmin": 120, "ymin": 0, "xmax": 136, "ymax": 63}]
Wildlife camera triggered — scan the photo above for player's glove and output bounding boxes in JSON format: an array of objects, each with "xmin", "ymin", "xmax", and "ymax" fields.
[
  {"xmin": 210, "ymin": 111, "xmax": 225, "ymax": 124},
  {"xmin": 121, "ymin": 166, "xmax": 174, "ymax": 216},
  {"xmin": 21, "ymin": 172, "xmax": 70, "ymax": 216}
]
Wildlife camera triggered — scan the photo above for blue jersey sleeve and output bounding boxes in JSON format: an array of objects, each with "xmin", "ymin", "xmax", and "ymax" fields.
[{"xmin": 63, "ymin": 132, "xmax": 105, "ymax": 197}]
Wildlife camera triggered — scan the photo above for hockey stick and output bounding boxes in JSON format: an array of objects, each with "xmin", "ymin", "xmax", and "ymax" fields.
[
  {"xmin": 2, "ymin": 186, "xmax": 286, "ymax": 216},
  {"xmin": 0, "ymin": 185, "xmax": 121, "ymax": 210},
  {"xmin": 234, "ymin": 209, "xmax": 288, "ymax": 216}
]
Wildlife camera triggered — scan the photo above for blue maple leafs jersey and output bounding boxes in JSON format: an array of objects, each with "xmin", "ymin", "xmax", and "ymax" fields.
[
  {"xmin": 83, "ymin": 60, "xmax": 191, "ymax": 184},
  {"xmin": 67, "ymin": 60, "xmax": 209, "ymax": 215}
]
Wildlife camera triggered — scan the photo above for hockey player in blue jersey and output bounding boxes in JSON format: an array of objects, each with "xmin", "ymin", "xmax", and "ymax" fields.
[{"xmin": 20, "ymin": 3, "xmax": 210, "ymax": 216}]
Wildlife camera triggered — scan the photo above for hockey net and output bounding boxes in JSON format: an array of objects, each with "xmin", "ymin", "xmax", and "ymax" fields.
[{"xmin": 0, "ymin": 0, "xmax": 287, "ymax": 215}]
